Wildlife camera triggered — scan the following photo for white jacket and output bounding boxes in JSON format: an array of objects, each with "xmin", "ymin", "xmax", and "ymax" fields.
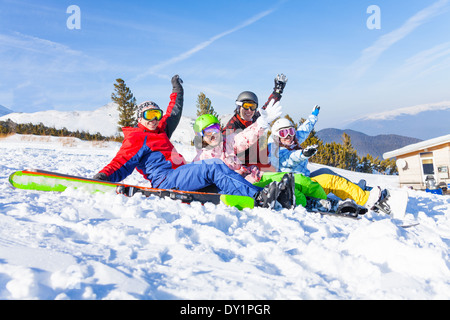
[{"xmin": 268, "ymin": 113, "xmax": 318, "ymax": 176}]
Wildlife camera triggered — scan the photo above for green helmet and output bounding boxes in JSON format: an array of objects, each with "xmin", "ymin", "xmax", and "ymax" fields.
[{"xmin": 193, "ymin": 114, "xmax": 220, "ymax": 133}]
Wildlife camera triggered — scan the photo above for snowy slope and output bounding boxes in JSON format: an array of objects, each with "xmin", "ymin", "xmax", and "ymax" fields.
[
  {"xmin": 0, "ymin": 133, "xmax": 449, "ymax": 300},
  {"xmin": 0, "ymin": 103, "xmax": 121, "ymax": 137}
]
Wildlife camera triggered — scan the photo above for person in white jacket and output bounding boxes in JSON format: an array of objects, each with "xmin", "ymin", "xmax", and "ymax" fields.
[
  {"xmin": 267, "ymin": 112, "xmax": 384, "ymax": 211},
  {"xmin": 268, "ymin": 106, "xmax": 320, "ymax": 176}
]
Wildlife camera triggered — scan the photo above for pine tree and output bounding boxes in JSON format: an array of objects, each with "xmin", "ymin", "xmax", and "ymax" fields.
[
  {"xmin": 341, "ymin": 133, "xmax": 359, "ymax": 171},
  {"xmin": 196, "ymin": 92, "xmax": 218, "ymax": 118},
  {"xmin": 358, "ymin": 154, "xmax": 373, "ymax": 173},
  {"xmin": 298, "ymin": 117, "xmax": 332, "ymax": 166},
  {"xmin": 112, "ymin": 78, "xmax": 137, "ymax": 130},
  {"xmin": 299, "ymin": 117, "xmax": 326, "ymax": 165}
]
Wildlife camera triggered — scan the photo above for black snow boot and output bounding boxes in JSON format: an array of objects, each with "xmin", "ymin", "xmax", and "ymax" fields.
[
  {"xmin": 277, "ymin": 173, "xmax": 296, "ymax": 209},
  {"xmin": 371, "ymin": 189, "xmax": 392, "ymax": 214},
  {"xmin": 335, "ymin": 199, "xmax": 368, "ymax": 217},
  {"xmin": 255, "ymin": 181, "xmax": 280, "ymax": 209},
  {"xmin": 306, "ymin": 197, "xmax": 337, "ymax": 212}
]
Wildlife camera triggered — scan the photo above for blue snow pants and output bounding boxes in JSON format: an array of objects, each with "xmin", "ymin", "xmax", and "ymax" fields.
[{"xmin": 158, "ymin": 159, "xmax": 262, "ymax": 198}]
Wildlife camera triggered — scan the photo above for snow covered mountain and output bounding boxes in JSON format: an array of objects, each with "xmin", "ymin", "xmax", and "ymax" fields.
[
  {"xmin": 0, "ymin": 130, "xmax": 449, "ymax": 300},
  {"xmin": 344, "ymin": 101, "xmax": 450, "ymax": 140},
  {"xmin": 0, "ymin": 103, "xmax": 198, "ymax": 146}
]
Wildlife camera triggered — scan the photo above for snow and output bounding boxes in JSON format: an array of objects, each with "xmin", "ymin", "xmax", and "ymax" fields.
[
  {"xmin": 0, "ymin": 131, "xmax": 449, "ymax": 300},
  {"xmin": 350, "ymin": 101, "xmax": 450, "ymax": 121}
]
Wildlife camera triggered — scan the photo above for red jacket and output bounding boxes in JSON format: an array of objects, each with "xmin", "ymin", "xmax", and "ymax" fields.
[{"xmin": 99, "ymin": 92, "xmax": 186, "ymax": 185}]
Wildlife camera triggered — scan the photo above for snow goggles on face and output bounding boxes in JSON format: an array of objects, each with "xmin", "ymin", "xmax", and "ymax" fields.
[
  {"xmin": 197, "ymin": 123, "xmax": 221, "ymax": 137},
  {"xmin": 278, "ymin": 127, "xmax": 296, "ymax": 138},
  {"xmin": 142, "ymin": 109, "xmax": 163, "ymax": 121},
  {"xmin": 237, "ymin": 101, "xmax": 258, "ymax": 111}
]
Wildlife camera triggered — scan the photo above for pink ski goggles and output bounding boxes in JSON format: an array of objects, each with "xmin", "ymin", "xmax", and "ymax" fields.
[
  {"xmin": 278, "ymin": 127, "xmax": 295, "ymax": 138},
  {"xmin": 197, "ymin": 123, "xmax": 221, "ymax": 137}
]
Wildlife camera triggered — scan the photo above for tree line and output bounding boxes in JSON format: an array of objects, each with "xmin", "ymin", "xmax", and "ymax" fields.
[
  {"xmin": 0, "ymin": 119, "xmax": 121, "ymax": 142},
  {"xmin": 298, "ymin": 117, "xmax": 397, "ymax": 175}
]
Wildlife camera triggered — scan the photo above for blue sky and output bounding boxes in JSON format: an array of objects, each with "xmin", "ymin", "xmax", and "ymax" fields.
[{"xmin": 1, "ymin": 0, "xmax": 450, "ymax": 130}]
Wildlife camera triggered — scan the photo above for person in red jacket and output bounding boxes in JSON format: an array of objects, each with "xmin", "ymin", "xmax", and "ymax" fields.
[
  {"xmin": 222, "ymin": 74, "xmax": 288, "ymax": 171},
  {"xmin": 93, "ymin": 75, "xmax": 295, "ymax": 209}
]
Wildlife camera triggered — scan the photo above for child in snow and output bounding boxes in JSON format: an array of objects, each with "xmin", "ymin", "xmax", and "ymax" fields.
[
  {"xmin": 268, "ymin": 114, "xmax": 384, "ymax": 211},
  {"xmin": 93, "ymin": 75, "xmax": 294, "ymax": 209},
  {"xmin": 192, "ymin": 101, "xmax": 327, "ymax": 208}
]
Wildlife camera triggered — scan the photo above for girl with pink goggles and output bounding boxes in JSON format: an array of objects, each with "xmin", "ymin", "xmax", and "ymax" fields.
[{"xmin": 277, "ymin": 127, "xmax": 296, "ymax": 138}]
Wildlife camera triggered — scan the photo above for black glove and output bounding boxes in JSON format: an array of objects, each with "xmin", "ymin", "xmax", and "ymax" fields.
[
  {"xmin": 302, "ymin": 145, "xmax": 318, "ymax": 158},
  {"xmin": 171, "ymin": 74, "xmax": 183, "ymax": 93},
  {"xmin": 93, "ymin": 172, "xmax": 110, "ymax": 181},
  {"xmin": 274, "ymin": 74, "xmax": 288, "ymax": 94}
]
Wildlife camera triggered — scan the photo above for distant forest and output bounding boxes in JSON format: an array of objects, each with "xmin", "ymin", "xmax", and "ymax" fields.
[{"xmin": 0, "ymin": 119, "xmax": 122, "ymax": 142}]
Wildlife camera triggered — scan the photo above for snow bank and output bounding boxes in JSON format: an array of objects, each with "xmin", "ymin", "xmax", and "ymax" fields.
[{"xmin": 0, "ymin": 135, "xmax": 449, "ymax": 300}]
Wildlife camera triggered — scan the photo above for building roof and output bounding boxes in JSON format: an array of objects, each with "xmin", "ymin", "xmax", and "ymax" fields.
[{"xmin": 383, "ymin": 134, "xmax": 450, "ymax": 159}]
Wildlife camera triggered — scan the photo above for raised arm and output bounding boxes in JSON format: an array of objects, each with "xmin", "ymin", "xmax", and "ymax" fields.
[{"xmin": 164, "ymin": 75, "xmax": 184, "ymax": 139}]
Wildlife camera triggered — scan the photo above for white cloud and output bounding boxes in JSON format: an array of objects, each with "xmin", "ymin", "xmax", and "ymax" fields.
[
  {"xmin": 133, "ymin": 7, "xmax": 278, "ymax": 82},
  {"xmin": 0, "ymin": 32, "xmax": 82, "ymax": 56},
  {"xmin": 357, "ymin": 101, "xmax": 450, "ymax": 121},
  {"xmin": 348, "ymin": 0, "xmax": 450, "ymax": 81},
  {"xmin": 400, "ymin": 41, "xmax": 450, "ymax": 77}
]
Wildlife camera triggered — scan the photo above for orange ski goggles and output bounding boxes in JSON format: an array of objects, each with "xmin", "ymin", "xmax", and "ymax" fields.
[{"xmin": 142, "ymin": 109, "xmax": 163, "ymax": 121}]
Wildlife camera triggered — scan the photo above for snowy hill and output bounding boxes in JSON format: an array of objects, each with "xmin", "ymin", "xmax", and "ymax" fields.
[
  {"xmin": 0, "ymin": 132, "xmax": 449, "ymax": 300},
  {"xmin": 0, "ymin": 103, "xmax": 198, "ymax": 145},
  {"xmin": 344, "ymin": 101, "xmax": 450, "ymax": 140},
  {"xmin": 0, "ymin": 103, "xmax": 121, "ymax": 137}
]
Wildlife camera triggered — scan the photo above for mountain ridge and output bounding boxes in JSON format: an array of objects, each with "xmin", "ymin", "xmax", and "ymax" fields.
[
  {"xmin": 343, "ymin": 101, "xmax": 450, "ymax": 140},
  {"xmin": 317, "ymin": 128, "xmax": 422, "ymax": 159}
]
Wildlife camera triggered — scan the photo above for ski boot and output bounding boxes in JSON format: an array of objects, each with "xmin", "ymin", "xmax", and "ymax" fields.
[
  {"xmin": 277, "ymin": 173, "xmax": 296, "ymax": 209},
  {"xmin": 255, "ymin": 181, "xmax": 280, "ymax": 209},
  {"xmin": 306, "ymin": 197, "xmax": 337, "ymax": 212},
  {"xmin": 370, "ymin": 189, "xmax": 393, "ymax": 215},
  {"xmin": 335, "ymin": 199, "xmax": 368, "ymax": 217},
  {"xmin": 116, "ymin": 185, "xmax": 136, "ymax": 197},
  {"xmin": 306, "ymin": 197, "xmax": 367, "ymax": 217}
]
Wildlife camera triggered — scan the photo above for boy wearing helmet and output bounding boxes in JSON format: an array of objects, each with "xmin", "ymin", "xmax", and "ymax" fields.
[{"xmin": 222, "ymin": 74, "xmax": 288, "ymax": 170}]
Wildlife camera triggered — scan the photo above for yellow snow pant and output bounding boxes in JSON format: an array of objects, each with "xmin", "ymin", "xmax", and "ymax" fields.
[{"xmin": 310, "ymin": 174, "xmax": 370, "ymax": 206}]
